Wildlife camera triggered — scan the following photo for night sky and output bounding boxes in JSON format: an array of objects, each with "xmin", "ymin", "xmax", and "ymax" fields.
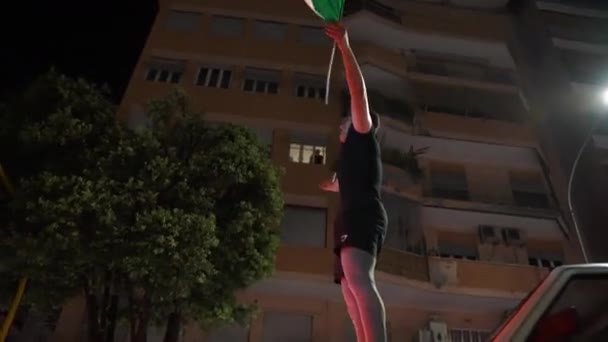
[{"xmin": 1, "ymin": 0, "xmax": 158, "ymax": 102}]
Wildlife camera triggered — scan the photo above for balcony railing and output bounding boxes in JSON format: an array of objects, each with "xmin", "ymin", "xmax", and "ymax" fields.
[
  {"xmin": 428, "ymin": 257, "xmax": 550, "ymax": 293},
  {"xmin": 408, "ymin": 60, "xmax": 515, "ymax": 85},
  {"xmin": 377, "ymin": 248, "xmax": 430, "ymax": 282},
  {"xmin": 539, "ymin": 0, "xmax": 608, "ymax": 11},
  {"xmin": 549, "ymin": 25, "xmax": 608, "ymax": 46},
  {"xmin": 344, "ymin": 0, "xmax": 402, "ymax": 23}
]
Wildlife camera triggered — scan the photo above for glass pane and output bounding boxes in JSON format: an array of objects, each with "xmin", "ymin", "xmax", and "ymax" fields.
[
  {"xmin": 196, "ymin": 67, "xmax": 209, "ymax": 85},
  {"xmin": 169, "ymin": 72, "xmax": 181, "ymax": 84},
  {"xmin": 289, "ymin": 144, "xmax": 302, "ymax": 163},
  {"xmin": 301, "ymin": 145, "xmax": 315, "ymax": 164},
  {"xmin": 158, "ymin": 70, "xmax": 169, "ymax": 82},
  {"xmin": 255, "ymin": 81, "xmax": 266, "ymax": 93},
  {"xmin": 146, "ymin": 68, "xmax": 158, "ymax": 81},
  {"xmin": 267, "ymin": 82, "xmax": 279, "ymax": 94},
  {"xmin": 209, "ymin": 68, "xmax": 220, "ymax": 87},
  {"xmin": 243, "ymin": 79, "xmax": 255, "ymax": 92},
  {"xmin": 296, "ymin": 85, "xmax": 306, "ymax": 97},
  {"xmin": 220, "ymin": 70, "xmax": 232, "ymax": 88}
]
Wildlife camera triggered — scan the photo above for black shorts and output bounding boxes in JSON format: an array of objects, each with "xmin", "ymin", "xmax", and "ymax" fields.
[{"xmin": 333, "ymin": 231, "xmax": 384, "ymax": 284}]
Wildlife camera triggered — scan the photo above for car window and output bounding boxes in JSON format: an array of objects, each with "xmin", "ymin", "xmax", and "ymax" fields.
[{"xmin": 527, "ymin": 274, "xmax": 608, "ymax": 342}]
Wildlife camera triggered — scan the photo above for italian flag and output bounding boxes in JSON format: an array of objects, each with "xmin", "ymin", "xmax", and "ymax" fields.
[
  {"xmin": 303, "ymin": 0, "xmax": 346, "ymax": 105},
  {"xmin": 304, "ymin": 0, "xmax": 344, "ymax": 22}
]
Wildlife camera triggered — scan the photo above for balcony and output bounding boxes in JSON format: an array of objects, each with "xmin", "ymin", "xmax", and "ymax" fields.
[
  {"xmin": 545, "ymin": 16, "xmax": 608, "ymax": 46},
  {"xmin": 428, "ymin": 257, "xmax": 549, "ymax": 294},
  {"xmin": 351, "ymin": 41, "xmax": 410, "ymax": 78},
  {"xmin": 409, "ymin": 56, "xmax": 515, "ymax": 85},
  {"xmin": 379, "ymin": 128, "xmax": 541, "ymax": 170},
  {"xmin": 448, "ymin": 0, "xmax": 509, "ymax": 10},
  {"xmin": 344, "ymin": 0, "xmax": 402, "ymax": 23},
  {"xmin": 537, "ymin": 0, "xmax": 608, "ymax": 17},
  {"xmin": 420, "ymin": 205, "xmax": 563, "ymax": 241},
  {"xmin": 377, "ymin": 248, "xmax": 430, "ymax": 282},
  {"xmin": 344, "ymin": 11, "xmax": 517, "ymax": 71},
  {"xmin": 416, "ymin": 110, "xmax": 536, "ymax": 147},
  {"xmin": 407, "ymin": 55, "xmax": 518, "ymax": 92}
]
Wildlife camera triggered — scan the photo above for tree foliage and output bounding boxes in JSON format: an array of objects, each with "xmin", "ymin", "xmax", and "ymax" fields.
[{"xmin": 0, "ymin": 71, "xmax": 283, "ymax": 341}]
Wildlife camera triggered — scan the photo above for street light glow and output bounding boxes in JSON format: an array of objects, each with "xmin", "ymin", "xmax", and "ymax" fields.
[{"xmin": 602, "ymin": 88, "xmax": 608, "ymax": 106}]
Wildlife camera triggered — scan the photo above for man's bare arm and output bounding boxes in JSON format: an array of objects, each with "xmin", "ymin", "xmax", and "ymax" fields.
[
  {"xmin": 325, "ymin": 23, "xmax": 372, "ymax": 134},
  {"xmin": 319, "ymin": 173, "xmax": 340, "ymax": 193}
]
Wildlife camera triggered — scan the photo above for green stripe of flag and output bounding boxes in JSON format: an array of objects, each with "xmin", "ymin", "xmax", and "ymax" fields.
[{"xmin": 304, "ymin": 0, "xmax": 344, "ymax": 22}]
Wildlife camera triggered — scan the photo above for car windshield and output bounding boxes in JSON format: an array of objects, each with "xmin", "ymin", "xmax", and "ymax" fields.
[{"xmin": 486, "ymin": 277, "xmax": 545, "ymax": 341}]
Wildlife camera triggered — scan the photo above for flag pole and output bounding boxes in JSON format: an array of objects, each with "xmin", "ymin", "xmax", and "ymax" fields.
[{"xmin": 325, "ymin": 42, "xmax": 336, "ymax": 106}]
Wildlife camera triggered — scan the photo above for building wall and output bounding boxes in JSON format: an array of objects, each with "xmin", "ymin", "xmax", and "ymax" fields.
[
  {"xmin": 507, "ymin": 0, "xmax": 608, "ymax": 262},
  {"xmin": 44, "ymin": 0, "xmax": 593, "ymax": 341}
]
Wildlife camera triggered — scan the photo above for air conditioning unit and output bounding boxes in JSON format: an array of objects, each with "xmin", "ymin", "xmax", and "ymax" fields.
[
  {"xmin": 429, "ymin": 259, "xmax": 458, "ymax": 288},
  {"xmin": 502, "ymin": 228, "xmax": 526, "ymax": 247},
  {"xmin": 417, "ymin": 329, "xmax": 433, "ymax": 342},
  {"xmin": 428, "ymin": 320, "xmax": 449, "ymax": 342},
  {"xmin": 478, "ymin": 225, "xmax": 501, "ymax": 245}
]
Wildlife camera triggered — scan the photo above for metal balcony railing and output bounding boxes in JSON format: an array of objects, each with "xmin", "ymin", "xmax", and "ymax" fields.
[
  {"xmin": 409, "ymin": 61, "xmax": 515, "ymax": 85},
  {"xmin": 539, "ymin": 0, "xmax": 608, "ymax": 11},
  {"xmin": 344, "ymin": 0, "xmax": 402, "ymax": 23}
]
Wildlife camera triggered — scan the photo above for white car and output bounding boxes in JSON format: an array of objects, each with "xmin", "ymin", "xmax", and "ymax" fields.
[{"xmin": 488, "ymin": 263, "xmax": 608, "ymax": 341}]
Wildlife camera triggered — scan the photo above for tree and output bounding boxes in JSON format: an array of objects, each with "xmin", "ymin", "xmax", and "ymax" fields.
[{"xmin": 0, "ymin": 71, "xmax": 283, "ymax": 342}]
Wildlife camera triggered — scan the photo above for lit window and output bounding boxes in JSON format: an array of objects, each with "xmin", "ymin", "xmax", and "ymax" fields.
[{"xmin": 289, "ymin": 144, "xmax": 326, "ymax": 165}]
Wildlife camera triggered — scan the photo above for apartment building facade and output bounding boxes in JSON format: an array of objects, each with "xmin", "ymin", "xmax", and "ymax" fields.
[
  {"xmin": 43, "ymin": 0, "xmax": 588, "ymax": 341},
  {"xmin": 508, "ymin": 0, "xmax": 608, "ymax": 263}
]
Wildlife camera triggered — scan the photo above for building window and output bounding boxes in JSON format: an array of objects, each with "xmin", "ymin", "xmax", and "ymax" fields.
[
  {"xmin": 509, "ymin": 172, "xmax": 549, "ymax": 209},
  {"xmin": 242, "ymin": 68, "xmax": 280, "ymax": 94},
  {"xmin": 166, "ymin": 10, "xmax": 201, "ymax": 31},
  {"xmin": 430, "ymin": 165, "xmax": 469, "ymax": 201},
  {"xmin": 248, "ymin": 126, "xmax": 273, "ymax": 156},
  {"xmin": 254, "ymin": 20, "xmax": 288, "ymax": 41},
  {"xmin": 145, "ymin": 58, "xmax": 185, "ymax": 84},
  {"xmin": 196, "ymin": 66, "xmax": 232, "ymax": 88},
  {"xmin": 437, "ymin": 241, "xmax": 478, "ymax": 261},
  {"xmin": 210, "ymin": 15, "xmax": 244, "ymax": 37},
  {"xmin": 207, "ymin": 324, "xmax": 249, "ymax": 342},
  {"xmin": 299, "ymin": 26, "xmax": 331, "ymax": 46},
  {"xmin": 528, "ymin": 251, "xmax": 564, "ymax": 269},
  {"xmin": 262, "ymin": 312, "xmax": 313, "ymax": 342},
  {"xmin": 127, "ymin": 104, "xmax": 149, "ymax": 130},
  {"xmin": 289, "ymin": 144, "xmax": 327, "ymax": 165},
  {"xmin": 449, "ymin": 329, "xmax": 491, "ymax": 342},
  {"xmin": 280, "ymin": 205, "xmax": 327, "ymax": 247},
  {"xmin": 294, "ymin": 73, "xmax": 326, "ymax": 100},
  {"xmin": 289, "ymin": 131, "xmax": 327, "ymax": 165}
]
